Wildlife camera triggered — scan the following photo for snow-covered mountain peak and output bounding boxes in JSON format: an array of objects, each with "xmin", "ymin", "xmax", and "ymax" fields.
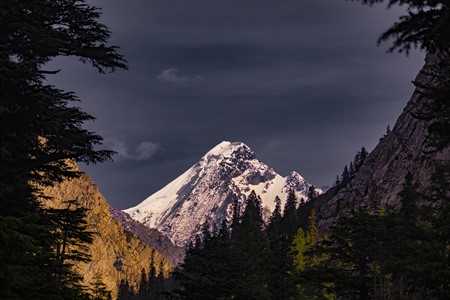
[
  {"xmin": 201, "ymin": 141, "xmax": 255, "ymax": 163},
  {"xmin": 286, "ymin": 171, "xmax": 307, "ymax": 190},
  {"xmin": 288, "ymin": 171, "xmax": 304, "ymax": 181},
  {"xmin": 204, "ymin": 141, "xmax": 247, "ymax": 157},
  {"xmin": 125, "ymin": 141, "xmax": 321, "ymax": 246}
]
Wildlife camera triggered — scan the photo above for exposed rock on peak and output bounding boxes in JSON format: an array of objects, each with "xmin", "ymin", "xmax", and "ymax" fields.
[
  {"xmin": 110, "ymin": 208, "xmax": 184, "ymax": 267},
  {"xmin": 40, "ymin": 163, "xmax": 171, "ymax": 298}
]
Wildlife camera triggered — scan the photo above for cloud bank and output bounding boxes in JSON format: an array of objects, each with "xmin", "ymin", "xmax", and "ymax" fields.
[
  {"xmin": 157, "ymin": 68, "xmax": 202, "ymax": 83},
  {"xmin": 103, "ymin": 136, "xmax": 162, "ymax": 161}
]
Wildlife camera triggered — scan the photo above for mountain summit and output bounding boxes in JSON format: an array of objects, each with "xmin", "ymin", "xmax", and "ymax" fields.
[{"xmin": 124, "ymin": 141, "xmax": 320, "ymax": 246}]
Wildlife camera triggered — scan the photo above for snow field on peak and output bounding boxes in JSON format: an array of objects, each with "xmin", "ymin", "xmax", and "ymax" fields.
[
  {"xmin": 204, "ymin": 141, "xmax": 245, "ymax": 157},
  {"xmin": 123, "ymin": 165, "xmax": 199, "ymax": 227}
]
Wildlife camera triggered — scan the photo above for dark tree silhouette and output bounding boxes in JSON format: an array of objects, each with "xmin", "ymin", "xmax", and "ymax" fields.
[{"xmin": 0, "ymin": 0, "xmax": 126, "ymax": 298}]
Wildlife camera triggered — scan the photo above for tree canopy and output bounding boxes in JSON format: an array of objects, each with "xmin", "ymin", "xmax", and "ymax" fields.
[
  {"xmin": 0, "ymin": 1, "xmax": 126, "ymax": 298},
  {"xmin": 354, "ymin": 0, "xmax": 450, "ymax": 54}
]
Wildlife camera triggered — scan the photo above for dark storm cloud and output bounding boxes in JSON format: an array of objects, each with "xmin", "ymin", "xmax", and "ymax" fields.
[{"xmin": 47, "ymin": 0, "xmax": 425, "ymax": 208}]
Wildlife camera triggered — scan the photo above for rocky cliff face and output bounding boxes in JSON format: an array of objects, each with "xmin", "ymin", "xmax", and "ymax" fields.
[
  {"xmin": 40, "ymin": 163, "xmax": 171, "ymax": 299},
  {"xmin": 110, "ymin": 208, "xmax": 185, "ymax": 267},
  {"xmin": 317, "ymin": 53, "xmax": 450, "ymax": 229}
]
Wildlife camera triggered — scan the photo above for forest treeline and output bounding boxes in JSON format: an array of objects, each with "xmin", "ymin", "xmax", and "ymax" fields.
[
  {"xmin": 155, "ymin": 166, "xmax": 448, "ymax": 300},
  {"xmin": 116, "ymin": 163, "xmax": 449, "ymax": 300}
]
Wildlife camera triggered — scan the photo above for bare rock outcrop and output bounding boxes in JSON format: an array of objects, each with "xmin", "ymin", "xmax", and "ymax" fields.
[
  {"xmin": 317, "ymin": 53, "xmax": 450, "ymax": 230},
  {"xmin": 110, "ymin": 207, "xmax": 185, "ymax": 267},
  {"xmin": 40, "ymin": 163, "xmax": 171, "ymax": 298}
]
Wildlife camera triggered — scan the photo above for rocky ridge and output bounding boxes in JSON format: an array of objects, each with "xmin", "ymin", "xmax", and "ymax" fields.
[
  {"xmin": 40, "ymin": 163, "xmax": 171, "ymax": 298},
  {"xmin": 110, "ymin": 208, "xmax": 184, "ymax": 267},
  {"xmin": 317, "ymin": 53, "xmax": 450, "ymax": 230}
]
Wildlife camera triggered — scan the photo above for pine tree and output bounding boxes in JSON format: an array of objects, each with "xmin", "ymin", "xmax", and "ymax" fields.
[
  {"xmin": 0, "ymin": 1, "xmax": 126, "ymax": 298},
  {"xmin": 291, "ymin": 209, "xmax": 334, "ymax": 299},
  {"xmin": 380, "ymin": 191, "xmax": 424, "ymax": 298},
  {"xmin": 228, "ymin": 191, "xmax": 271, "ymax": 300},
  {"xmin": 355, "ymin": 0, "xmax": 449, "ymax": 54},
  {"xmin": 291, "ymin": 227, "xmax": 307, "ymax": 272},
  {"xmin": 46, "ymin": 200, "xmax": 95, "ymax": 289},
  {"xmin": 90, "ymin": 274, "xmax": 112, "ymax": 300},
  {"xmin": 0, "ymin": 0, "xmax": 125, "ymax": 186},
  {"xmin": 358, "ymin": 148, "xmax": 366, "ymax": 171},
  {"xmin": 334, "ymin": 175, "xmax": 341, "ymax": 187},
  {"xmin": 349, "ymin": 162, "xmax": 355, "ymax": 177},
  {"xmin": 353, "ymin": 147, "xmax": 368, "ymax": 173},
  {"xmin": 155, "ymin": 261, "xmax": 166, "ymax": 298},
  {"xmin": 267, "ymin": 196, "xmax": 282, "ymax": 238},
  {"xmin": 317, "ymin": 209, "xmax": 383, "ymax": 300},
  {"xmin": 117, "ymin": 280, "xmax": 136, "ymax": 300},
  {"xmin": 341, "ymin": 166, "xmax": 350, "ymax": 183},
  {"xmin": 305, "ymin": 209, "xmax": 319, "ymax": 248},
  {"xmin": 267, "ymin": 195, "xmax": 294, "ymax": 299},
  {"xmin": 148, "ymin": 264, "xmax": 158, "ymax": 299},
  {"xmin": 137, "ymin": 268, "xmax": 149, "ymax": 300},
  {"xmin": 379, "ymin": 170, "xmax": 450, "ymax": 299},
  {"xmin": 282, "ymin": 189, "xmax": 298, "ymax": 238},
  {"xmin": 307, "ymin": 185, "xmax": 318, "ymax": 201}
]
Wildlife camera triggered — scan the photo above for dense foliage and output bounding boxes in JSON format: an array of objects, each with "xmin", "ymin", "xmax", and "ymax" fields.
[
  {"xmin": 171, "ymin": 191, "xmax": 271, "ymax": 300},
  {"xmin": 354, "ymin": 0, "xmax": 449, "ymax": 54},
  {"xmin": 0, "ymin": 0, "xmax": 126, "ymax": 298},
  {"xmin": 298, "ymin": 169, "xmax": 449, "ymax": 299},
  {"xmin": 116, "ymin": 261, "xmax": 167, "ymax": 300},
  {"xmin": 168, "ymin": 165, "xmax": 448, "ymax": 300}
]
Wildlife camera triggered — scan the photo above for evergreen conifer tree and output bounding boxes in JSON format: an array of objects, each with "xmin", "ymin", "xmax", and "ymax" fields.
[
  {"xmin": 341, "ymin": 166, "xmax": 350, "ymax": 183},
  {"xmin": 282, "ymin": 189, "xmax": 298, "ymax": 237},
  {"xmin": 349, "ymin": 162, "xmax": 355, "ymax": 177},
  {"xmin": 137, "ymin": 268, "xmax": 149, "ymax": 300},
  {"xmin": 334, "ymin": 175, "xmax": 341, "ymax": 187},
  {"xmin": 291, "ymin": 209, "xmax": 334, "ymax": 299},
  {"xmin": 117, "ymin": 280, "xmax": 136, "ymax": 300},
  {"xmin": 0, "ymin": 1, "xmax": 126, "ymax": 298},
  {"xmin": 90, "ymin": 274, "xmax": 112, "ymax": 300},
  {"xmin": 228, "ymin": 191, "xmax": 271, "ymax": 299},
  {"xmin": 267, "ymin": 195, "xmax": 295, "ymax": 299},
  {"xmin": 316, "ymin": 209, "xmax": 383, "ymax": 299},
  {"xmin": 427, "ymin": 163, "xmax": 450, "ymax": 298},
  {"xmin": 307, "ymin": 186, "xmax": 318, "ymax": 201},
  {"xmin": 46, "ymin": 200, "xmax": 94, "ymax": 288},
  {"xmin": 267, "ymin": 196, "xmax": 282, "ymax": 238}
]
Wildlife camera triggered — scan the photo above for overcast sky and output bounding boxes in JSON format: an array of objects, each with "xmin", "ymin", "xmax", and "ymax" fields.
[{"xmin": 48, "ymin": 0, "xmax": 425, "ymax": 209}]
